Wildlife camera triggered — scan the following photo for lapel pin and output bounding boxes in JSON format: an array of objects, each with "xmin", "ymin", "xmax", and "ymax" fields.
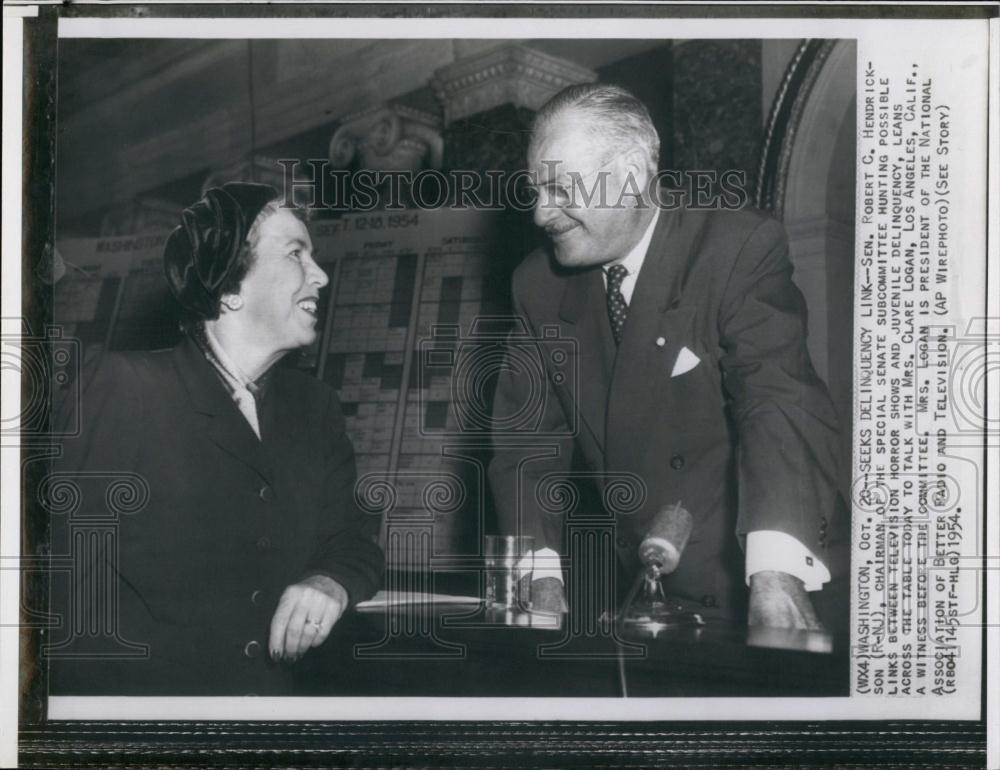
[{"xmin": 655, "ymin": 337, "xmax": 666, "ymax": 347}]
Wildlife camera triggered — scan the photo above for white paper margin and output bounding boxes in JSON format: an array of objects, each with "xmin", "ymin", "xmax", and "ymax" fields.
[{"xmin": 0, "ymin": 13, "xmax": 990, "ymax": 741}]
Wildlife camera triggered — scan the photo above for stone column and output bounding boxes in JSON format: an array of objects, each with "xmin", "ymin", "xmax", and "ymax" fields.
[
  {"xmin": 326, "ymin": 104, "xmax": 443, "ymax": 209},
  {"xmin": 431, "ymin": 44, "xmax": 597, "ymax": 180},
  {"xmin": 671, "ymin": 40, "xmax": 763, "ymax": 193}
]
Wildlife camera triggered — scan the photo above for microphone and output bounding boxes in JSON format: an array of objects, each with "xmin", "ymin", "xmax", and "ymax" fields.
[
  {"xmin": 621, "ymin": 502, "xmax": 703, "ymax": 634},
  {"xmin": 637, "ymin": 502, "xmax": 692, "ymax": 575}
]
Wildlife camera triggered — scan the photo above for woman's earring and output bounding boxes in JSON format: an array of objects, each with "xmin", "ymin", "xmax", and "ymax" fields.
[{"xmin": 222, "ymin": 295, "xmax": 244, "ymax": 311}]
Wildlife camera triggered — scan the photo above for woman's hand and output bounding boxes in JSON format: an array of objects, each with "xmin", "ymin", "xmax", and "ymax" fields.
[{"xmin": 268, "ymin": 574, "xmax": 349, "ymax": 661}]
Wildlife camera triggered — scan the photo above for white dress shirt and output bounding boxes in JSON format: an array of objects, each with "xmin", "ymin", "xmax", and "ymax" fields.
[
  {"xmin": 535, "ymin": 207, "xmax": 831, "ymax": 592},
  {"xmin": 601, "ymin": 207, "xmax": 661, "ymax": 301},
  {"xmin": 200, "ymin": 324, "xmax": 263, "ymax": 439}
]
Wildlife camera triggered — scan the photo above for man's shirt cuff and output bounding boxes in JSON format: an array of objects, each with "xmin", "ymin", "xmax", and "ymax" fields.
[
  {"xmin": 745, "ymin": 530, "xmax": 831, "ymax": 591},
  {"xmin": 530, "ymin": 547, "xmax": 564, "ymax": 583}
]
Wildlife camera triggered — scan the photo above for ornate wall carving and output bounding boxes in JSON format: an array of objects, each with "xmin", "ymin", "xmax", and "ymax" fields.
[
  {"xmin": 432, "ymin": 44, "xmax": 596, "ymax": 126},
  {"xmin": 328, "ymin": 104, "xmax": 443, "ymax": 173}
]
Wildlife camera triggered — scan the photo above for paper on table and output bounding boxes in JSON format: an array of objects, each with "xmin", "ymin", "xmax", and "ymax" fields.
[{"xmin": 355, "ymin": 590, "xmax": 482, "ymax": 610}]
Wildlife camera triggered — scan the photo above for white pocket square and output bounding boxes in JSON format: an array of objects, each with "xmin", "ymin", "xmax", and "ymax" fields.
[{"xmin": 670, "ymin": 346, "xmax": 701, "ymax": 377}]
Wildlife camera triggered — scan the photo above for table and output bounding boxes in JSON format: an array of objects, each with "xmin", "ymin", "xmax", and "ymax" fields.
[{"xmin": 293, "ymin": 572, "xmax": 848, "ymax": 698}]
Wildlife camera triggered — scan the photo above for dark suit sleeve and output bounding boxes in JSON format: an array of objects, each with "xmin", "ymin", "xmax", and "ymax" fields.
[
  {"xmin": 487, "ymin": 290, "xmax": 575, "ymax": 552},
  {"xmin": 301, "ymin": 391, "xmax": 384, "ymax": 605},
  {"xmin": 717, "ymin": 217, "xmax": 841, "ymax": 557}
]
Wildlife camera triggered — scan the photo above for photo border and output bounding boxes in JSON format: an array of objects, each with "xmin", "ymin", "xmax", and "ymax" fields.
[{"xmin": 7, "ymin": 3, "xmax": 996, "ymax": 767}]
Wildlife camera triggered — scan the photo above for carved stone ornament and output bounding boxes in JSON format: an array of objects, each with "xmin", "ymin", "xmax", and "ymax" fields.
[
  {"xmin": 328, "ymin": 104, "xmax": 443, "ymax": 172},
  {"xmin": 431, "ymin": 44, "xmax": 597, "ymax": 125}
]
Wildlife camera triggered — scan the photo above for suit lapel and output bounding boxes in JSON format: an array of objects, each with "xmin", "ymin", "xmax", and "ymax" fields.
[
  {"xmin": 172, "ymin": 336, "xmax": 273, "ymax": 483},
  {"xmin": 558, "ymin": 267, "xmax": 615, "ymax": 454},
  {"xmin": 606, "ymin": 209, "xmax": 704, "ymax": 470},
  {"xmin": 258, "ymin": 367, "xmax": 309, "ymax": 469}
]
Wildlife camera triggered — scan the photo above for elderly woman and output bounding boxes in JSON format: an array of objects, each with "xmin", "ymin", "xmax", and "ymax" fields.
[{"xmin": 48, "ymin": 183, "xmax": 383, "ymax": 695}]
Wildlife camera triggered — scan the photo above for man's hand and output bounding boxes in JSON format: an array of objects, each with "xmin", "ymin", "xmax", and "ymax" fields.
[
  {"xmin": 531, "ymin": 576, "xmax": 567, "ymax": 614},
  {"xmin": 269, "ymin": 574, "xmax": 349, "ymax": 662},
  {"xmin": 748, "ymin": 570, "xmax": 824, "ymax": 631}
]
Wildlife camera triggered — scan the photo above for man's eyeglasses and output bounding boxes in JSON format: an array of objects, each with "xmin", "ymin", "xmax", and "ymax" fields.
[{"xmin": 524, "ymin": 148, "xmax": 633, "ymax": 208}]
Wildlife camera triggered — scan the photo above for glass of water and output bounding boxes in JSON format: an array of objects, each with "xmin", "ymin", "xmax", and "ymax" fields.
[{"xmin": 484, "ymin": 535, "xmax": 534, "ymax": 611}]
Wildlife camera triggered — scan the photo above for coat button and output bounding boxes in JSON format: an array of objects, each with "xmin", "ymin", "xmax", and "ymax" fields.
[
  {"xmin": 256, "ymin": 537, "xmax": 271, "ymax": 552},
  {"xmin": 259, "ymin": 485, "xmax": 274, "ymax": 502},
  {"xmin": 670, "ymin": 454, "xmax": 685, "ymax": 470},
  {"xmin": 701, "ymin": 594, "xmax": 717, "ymax": 608},
  {"xmin": 243, "ymin": 640, "xmax": 261, "ymax": 658},
  {"xmin": 251, "ymin": 589, "xmax": 263, "ymax": 604}
]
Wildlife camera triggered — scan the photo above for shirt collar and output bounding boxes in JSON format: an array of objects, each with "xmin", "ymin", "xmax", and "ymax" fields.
[
  {"xmin": 605, "ymin": 206, "xmax": 660, "ymax": 278},
  {"xmin": 193, "ymin": 324, "xmax": 270, "ymax": 401}
]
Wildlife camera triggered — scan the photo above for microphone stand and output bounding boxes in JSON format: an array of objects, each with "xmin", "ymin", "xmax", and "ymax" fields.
[{"xmin": 618, "ymin": 503, "xmax": 705, "ymax": 638}]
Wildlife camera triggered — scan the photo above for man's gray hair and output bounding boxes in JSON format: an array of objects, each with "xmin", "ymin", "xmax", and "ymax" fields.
[{"xmin": 532, "ymin": 83, "xmax": 661, "ymax": 167}]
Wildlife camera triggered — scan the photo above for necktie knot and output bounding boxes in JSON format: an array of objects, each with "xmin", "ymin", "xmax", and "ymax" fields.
[
  {"xmin": 605, "ymin": 264, "xmax": 629, "ymax": 345},
  {"xmin": 606, "ymin": 264, "xmax": 628, "ymax": 293}
]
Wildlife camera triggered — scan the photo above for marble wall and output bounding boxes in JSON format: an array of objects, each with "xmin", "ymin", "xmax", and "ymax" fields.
[{"xmin": 671, "ymin": 40, "xmax": 763, "ymax": 193}]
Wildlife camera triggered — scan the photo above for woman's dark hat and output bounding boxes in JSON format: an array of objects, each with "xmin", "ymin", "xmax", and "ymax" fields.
[{"xmin": 163, "ymin": 182, "xmax": 277, "ymax": 320}]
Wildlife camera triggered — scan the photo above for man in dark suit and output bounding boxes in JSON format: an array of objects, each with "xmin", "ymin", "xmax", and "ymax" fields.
[
  {"xmin": 48, "ymin": 183, "xmax": 383, "ymax": 694},
  {"xmin": 488, "ymin": 84, "xmax": 847, "ymax": 630}
]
